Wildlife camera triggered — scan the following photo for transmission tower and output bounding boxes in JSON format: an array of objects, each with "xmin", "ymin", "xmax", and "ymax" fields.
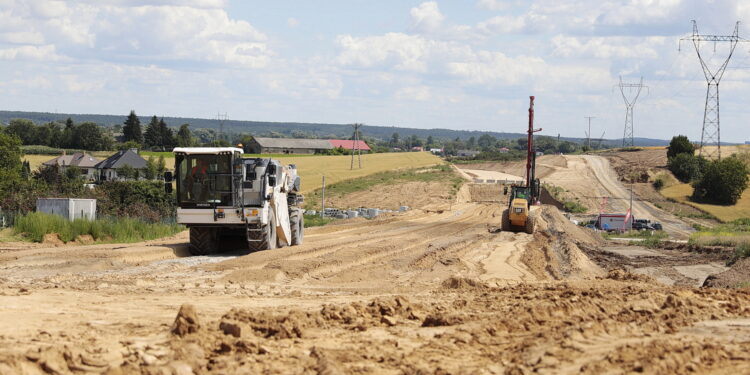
[
  {"xmin": 584, "ymin": 116, "xmax": 595, "ymax": 149},
  {"xmin": 616, "ymin": 76, "xmax": 647, "ymax": 147},
  {"xmin": 680, "ymin": 21, "xmax": 746, "ymax": 160},
  {"xmin": 216, "ymin": 112, "xmax": 228, "ymax": 143},
  {"xmin": 350, "ymin": 123, "xmax": 362, "ymax": 170}
]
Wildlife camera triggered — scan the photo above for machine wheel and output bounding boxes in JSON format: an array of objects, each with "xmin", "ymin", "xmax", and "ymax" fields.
[
  {"xmin": 189, "ymin": 227, "xmax": 219, "ymax": 255},
  {"xmin": 501, "ymin": 209, "xmax": 511, "ymax": 232},
  {"xmin": 525, "ymin": 214, "xmax": 536, "ymax": 234},
  {"xmin": 247, "ymin": 209, "xmax": 277, "ymax": 251},
  {"xmin": 290, "ymin": 208, "xmax": 304, "ymax": 246}
]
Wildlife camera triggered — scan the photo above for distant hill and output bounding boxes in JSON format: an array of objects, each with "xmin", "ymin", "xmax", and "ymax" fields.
[{"xmin": 0, "ymin": 110, "xmax": 672, "ymax": 146}]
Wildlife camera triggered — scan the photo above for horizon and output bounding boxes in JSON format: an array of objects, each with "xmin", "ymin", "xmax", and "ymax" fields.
[{"xmin": 2, "ymin": 1, "xmax": 750, "ymax": 143}]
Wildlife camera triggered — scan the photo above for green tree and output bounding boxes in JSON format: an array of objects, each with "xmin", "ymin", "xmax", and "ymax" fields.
[
  {"xmin": 467, "ymin": 136, "xmax": 476, "ymax": 149},
  {"xmin": 5, "ymin": 119, "xmax": 36, "ymax": 145},
  {"xmin": 668, "ymin": 153, "xmax": 707, "ymax": 183},
  {"xmin": 390, "ymin": 132, "xmax": 400, "ymax": 147},
  {"xmin": 426, "ymin": 135, "xmax": 434, "ymax": 148},
  {"xmin": 692, "ymin": 157, "xmax": 749, "ymax": 205},
  {"xmin": 157, "ymin": 155, "xmax": 166, "ymax": 178},
  {"xmin": 118, "ymin": 164, "xmax": 136, "ymax": 180},
  {"xmin": 0, "ymin": 132, "xmax": 22, "ymax": 173},
  {"xmin": 144, "ymin": 156, "xmax": 158, "ymax": 180},
  {"xmin": 0, "ymin": 133, "xmax": 24, "ymax": 198},
  {"xmin": 158, "ymin": 118, "xmax": 176, "ymax": 150},
  {"xmin": 118, "ymin": 140, "xmax": 142, "ymax": 151},
  {"xmin": 62, "ymin": 118, "xmax": 75, "ymax": 148},
  {"xmin": 21, "ymin": 160, "xmax": 31, "ymax": 180},
  {"xmin": 75, "ymin": 122, "xmax": 112, "ymax": 151},
  {"xmin": 177, "ymin": 124, "xmax": 192, "ymax": 147},
  {"xmin": 478, "ymin": 134, "xmax": 496, "ymax": 150},
  {"xmin": 144, "ymin": 115, "xmax": 160, "ymax": 149},
  {"xmin": 123, "ymin": 110, "xmax": 143, "ymax": 144},
  {"xmin": 667, "ymin": 135, "xmax": 694, "ymax": 159}
]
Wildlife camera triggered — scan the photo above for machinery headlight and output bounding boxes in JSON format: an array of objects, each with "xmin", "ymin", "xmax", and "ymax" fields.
[
  {"xmin": 514, "ymin": 208, "xmax": 524, "ymax": 214},
  {"xmin": 245, "ymin": 209, "xmax": 259, "ymax": 217}
]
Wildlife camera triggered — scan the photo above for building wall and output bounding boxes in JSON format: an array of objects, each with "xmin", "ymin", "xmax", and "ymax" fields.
[{"xmin": 262, "ymin": 147, "xmax": 317, "ymax": 154}]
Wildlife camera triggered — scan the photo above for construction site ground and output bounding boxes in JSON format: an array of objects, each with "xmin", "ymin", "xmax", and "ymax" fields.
[{"xmin": 1, "ymin": 157, "xmax": 750, "ymax": 374}]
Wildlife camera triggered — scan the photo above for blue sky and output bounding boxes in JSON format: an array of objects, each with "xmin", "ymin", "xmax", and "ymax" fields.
[{"xmin": 1, "ymin": 0, "xmax": 750, "ymax": 142}]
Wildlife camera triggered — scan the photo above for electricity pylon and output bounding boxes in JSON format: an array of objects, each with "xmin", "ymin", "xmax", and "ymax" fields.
[
  {"xmin": 680, "ymin": 21, "xmax": 746, "ymax": 160},
  {"xmin": 616, "ymin": 76, "xmax": 647, "ymax": 147}
]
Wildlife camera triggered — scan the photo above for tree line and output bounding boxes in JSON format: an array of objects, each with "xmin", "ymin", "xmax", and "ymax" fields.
[
  {"xmin": 0, "ymin": 111, "xmax": 197, "ymax": 152},
  {"xmin": 665, "ymin": 135, "xmax": 749, "ymax": 205}
]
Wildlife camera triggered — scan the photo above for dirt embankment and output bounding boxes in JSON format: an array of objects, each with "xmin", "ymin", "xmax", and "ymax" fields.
[{"xmin": 4, "ymin": 276, "xmax": 750, "ymax": 374}]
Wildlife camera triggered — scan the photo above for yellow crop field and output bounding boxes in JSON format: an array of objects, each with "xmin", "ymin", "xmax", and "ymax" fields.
[
  {"xmin": 26, "ymin": 151, "xmax": 443, "ymax": 195},
  {"xmin": 23, "ymin": 154, "xmax": 56, "ymax": 170},
  {"xmin": 275, "ymin": 152, "xmax": 442, "ymax": 194},
  {"xmin": 661, "ymin": 182, "xmax": 750, "ymax": 222}
]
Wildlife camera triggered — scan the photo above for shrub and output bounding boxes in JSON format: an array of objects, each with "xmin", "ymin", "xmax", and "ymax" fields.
[
  {"xmin": 667, "ymin": 135, "xmax": 694, "ymax": 158},
  {"xmin": 14, "ymin": 212, "xmax": 183, "ymax": 243},
  {"xmin": 652, "ymin": 178, "xmax": 665, "ymax": 190},
  {"xmin": 729, "ymin": 242, "xmax": 750, "ymax": 265},
  {"xmin": 667, "ymin": 153, "xmax": 706, "ymax": 183},
  {"xmin": 692, "ymin": 157, "xmax": 749, "ymax": 205},
  {"xmin": 95, "ymin": 180, "xmax": 175, "ymax": 220}
]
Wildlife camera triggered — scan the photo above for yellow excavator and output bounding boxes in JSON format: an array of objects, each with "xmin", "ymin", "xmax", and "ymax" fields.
[{"xmin": 501, "ymin": 96, "xmax": 541, "ymax": 234}]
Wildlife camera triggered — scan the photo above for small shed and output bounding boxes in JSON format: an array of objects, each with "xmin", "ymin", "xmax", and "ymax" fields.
[{"xmin": 36, "ymin": 198, "xmax": 96, "ymax": 221}]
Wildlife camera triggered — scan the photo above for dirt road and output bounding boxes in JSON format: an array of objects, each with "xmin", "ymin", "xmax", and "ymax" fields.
[
  {"xmin": 1, "ymin": 178, "xmax": 749, "ymax": 373},
  {"xmin": 460, "ymin": 155, "xmax": 695, "ymax": 238}
]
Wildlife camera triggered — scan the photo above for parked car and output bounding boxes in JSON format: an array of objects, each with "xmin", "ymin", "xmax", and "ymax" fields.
[
  {"xmin": 650, "ymin": 222, "xmax": 663, "ymax": 231},
  {"xmin": 632, "ymin": 221, "xmax": 650, "ymax": 231}
]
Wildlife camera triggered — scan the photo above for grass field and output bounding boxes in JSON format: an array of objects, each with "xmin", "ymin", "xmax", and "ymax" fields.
[
  {"xmin": 661, "ymin": 183, "xmax": 750, "ymax": 222},
  {"xmin": 25, "ymin": 151, "xmax": 443, "ymax": 195}
]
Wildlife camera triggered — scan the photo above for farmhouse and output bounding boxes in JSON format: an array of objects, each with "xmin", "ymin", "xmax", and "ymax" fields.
[
  {"xmin": 247, "ymin": 137, "xmax": 333, "ymax": 154},
  {"xmin": 96, "ymin": 149, "xmax": 148, "ymax": 181},
  {"xmin": 42, "ymin": 152, "xmax": 102, "ymax": 180},
  {"xmin": 329, "ymin": 140, "xmax": 371, "ymax": 152}
]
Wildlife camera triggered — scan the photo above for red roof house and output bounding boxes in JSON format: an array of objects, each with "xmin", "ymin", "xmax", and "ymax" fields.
[{"xmin": 328, "ymin": 140, "xmax": 371, "ymax": 151}]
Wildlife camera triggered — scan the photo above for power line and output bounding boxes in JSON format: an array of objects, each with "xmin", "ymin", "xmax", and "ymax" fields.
[{"xmin": 680, "ymin": 20, "xmax": 747, "ymax": 160}]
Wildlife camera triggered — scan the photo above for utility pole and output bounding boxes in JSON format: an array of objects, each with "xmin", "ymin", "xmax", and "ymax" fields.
[
  {"xmin": 680, "ymin": 20, "xmax": 746, "ymax": 160},
  {"xmin": 616, "ymin": 76, "xmax": 647, "ymax": 147},
  {"xmin": 321, "ymin": 176, "xmax": 326, "ymax": 218},
  {"xmin": 350, "ymin": 123, "xmax": 363, "ymax": 170},
  {"xmin": 584, "ymin": 116, "xmax": 595, "ymax": 150},
  {"xmin": 526, "ymin": 96, "xmax": 542, "ymax": 189}
]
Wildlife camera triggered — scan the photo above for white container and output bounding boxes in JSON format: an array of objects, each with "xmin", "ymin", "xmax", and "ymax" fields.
[{"xmin": 36, "ymin": 198, "xmax": 96, "ymax": 221}]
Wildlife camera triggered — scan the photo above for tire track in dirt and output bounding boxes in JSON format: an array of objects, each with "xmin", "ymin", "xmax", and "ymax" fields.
[{"xmin": 214, "ymin": 203, "xmax": 504, "ymax": 288}]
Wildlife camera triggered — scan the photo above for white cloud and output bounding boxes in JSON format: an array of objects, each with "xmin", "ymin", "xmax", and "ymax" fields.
[
  {"xmin": 394, "ymin": 86, "xmax": 431, "ymax": 101},
  {"xmin": 0, "ymin": 1, "xmax": 272, "ymax": 68},
  {"xmin": 552, "ymin": 36, "xmax": 666, "ymax": 60},
  {"xmin": 410, "ymin": 2, "xmax": 444, "ymax": 33},
  {"xmin": 336, "ymin": 33, "xmax": 433, "ymax": 72},
  {"xmin": 477, "ymin": 0, "xmax": 511, "ymax": 11},
  {"xmin": 287, "ymin": 17, "xmax": 299, "ymax": 28},
  {"xmin": 0, "ymin": 44, "xmax": 62, "ymax": 61}
]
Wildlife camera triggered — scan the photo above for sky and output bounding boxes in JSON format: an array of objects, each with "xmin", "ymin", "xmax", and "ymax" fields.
[{"xmin": 1, "ymin": 0, "xmax": 750, "ymax": 142}]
